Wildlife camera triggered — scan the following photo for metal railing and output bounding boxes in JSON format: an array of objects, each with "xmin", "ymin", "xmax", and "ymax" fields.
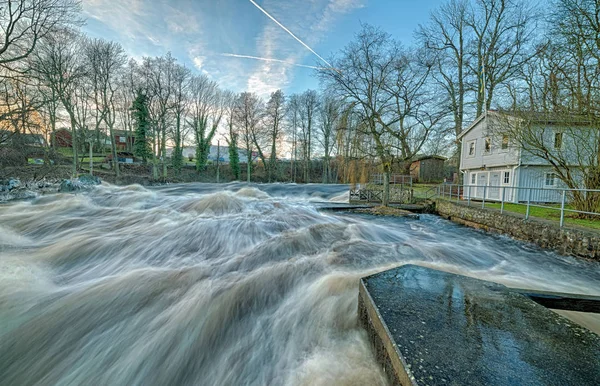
[
  {"xmin": 434, "ymin": 183, "xmax": 600, "ymax": 228},
  {"xmin": 370, "ymin": 174, "xmax": 413, "ymax": 186},
  {"xmin": 350, "ymin": 185, "xmax": 413, "ymax": 204}
]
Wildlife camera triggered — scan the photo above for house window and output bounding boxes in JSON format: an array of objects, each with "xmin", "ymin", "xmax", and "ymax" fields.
[
  {"xmin": 554, "ymin": 132, "xmax": 563, "ymax": 149},
  {"xmin": 503, "ymin": 171, "xmax": 510, "ymax": 184},
  {"xmin": 545, "ymin": 173, "xmax": 556, "ymax": 186},
  {"xmin": 471, "ymin": 173, "xmax": 476, "ymax": 184},
  {"xmin": 119, "ymin": 136, "xmax": 126, "ymax": 143},
  {"xmin": 484, "ymin": 137, "xmax": 491, "ymax": 154},
  {"xmin": 468, "ymin": 140, "xmax": 476, "ymax": 156},
  {"xmin": 501, "ymin": 135, "xmax": 509, "ymax": 150}
]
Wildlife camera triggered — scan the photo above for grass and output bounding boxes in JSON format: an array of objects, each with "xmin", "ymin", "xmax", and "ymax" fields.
[
  {"xmin": 481, "ymin": 201, "xmax": 600, "ymax": 230},
  {"xmin": 81, "ymin": 157, "xmax": 106, "ymax": 163}
]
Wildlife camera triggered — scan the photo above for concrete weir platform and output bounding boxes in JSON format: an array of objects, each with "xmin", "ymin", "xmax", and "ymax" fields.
[{"xmin": 358, "ymin": 265, "xmax": 600, "ymax": 385}]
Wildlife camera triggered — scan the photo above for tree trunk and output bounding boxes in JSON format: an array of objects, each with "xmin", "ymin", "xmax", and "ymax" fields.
[
  {"xmin": 247, "ymin": 157, "xmax": 251, "ymax": 183},
  {"xmin": 382, "ymin": 164, "xmax": 390, "ymax": 207}
]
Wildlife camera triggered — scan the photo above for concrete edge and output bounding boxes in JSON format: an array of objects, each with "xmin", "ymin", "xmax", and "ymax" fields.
[{"xmin": 358, "ymin": 279, "xmax": 418, "ymax": 386}]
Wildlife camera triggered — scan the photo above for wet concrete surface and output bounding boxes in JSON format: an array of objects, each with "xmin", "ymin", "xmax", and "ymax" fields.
[{"xmin": 360, "ymin": 265, "xmax": 600, "ymax": 385}]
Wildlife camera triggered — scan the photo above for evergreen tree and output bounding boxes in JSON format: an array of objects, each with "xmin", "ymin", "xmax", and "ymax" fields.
[
  {"xmin": 229, "ymin": 133, "xmax": 241, "ymax": 180},
  {"xmin": 131, "ymin": 90, "xmax": 152, "ymax": 162}
]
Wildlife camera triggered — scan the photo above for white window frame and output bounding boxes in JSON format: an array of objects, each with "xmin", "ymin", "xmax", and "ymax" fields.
[
  {"xmin": 503, "ymin": 171, "xmax": 510, "ymax": 185},
  {"xmin": 118, "ymin": 136, "xmax": 126, "ymax": 143},
  {"xmin": 467, "ymin": 140, "xmax": 476, "ymax": 157},
  {"xmin": 471, "ymin": 173, "xmax": 476, "ymax": 184},
  {"xmin": 545, "ymin": 172, "xmax": 556, "ymax": 187}
]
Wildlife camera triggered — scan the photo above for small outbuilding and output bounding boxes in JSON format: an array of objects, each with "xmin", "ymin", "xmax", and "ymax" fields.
[{"xmin": 410, "ymin": 155, "xmax": 446, "ymax": 183}]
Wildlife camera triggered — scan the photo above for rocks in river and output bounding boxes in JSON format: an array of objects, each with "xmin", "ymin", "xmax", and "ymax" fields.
[
  {"xmin": 0, "ymin": 174, "xmax": 101, "ymax": 201},
  {"xmin": 59, "ymin": 174, "xmax": 101, "ymax": 192},
  {"xmin": 0, "ymin": 178, "xmax": 21, "ymax": 192},
  {"xmin": 77, "ymin": 174, "xmax": 101, "ymax": 186}
]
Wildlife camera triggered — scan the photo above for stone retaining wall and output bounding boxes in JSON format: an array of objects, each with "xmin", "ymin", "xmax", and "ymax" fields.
[{"xmin": 435, "ymin": 199, "xmax": 600, "ymax": 261}]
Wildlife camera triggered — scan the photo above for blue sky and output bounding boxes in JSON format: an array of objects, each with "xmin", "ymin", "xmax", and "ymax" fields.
[{"xmin": 82, "ymin": 0, "xmax": 443, "ymax": 97}]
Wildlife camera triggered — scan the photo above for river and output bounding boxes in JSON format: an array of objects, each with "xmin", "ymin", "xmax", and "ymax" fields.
[{"xmin": 1, "ymin": 183, "xmax": 599, "ymax": 385}]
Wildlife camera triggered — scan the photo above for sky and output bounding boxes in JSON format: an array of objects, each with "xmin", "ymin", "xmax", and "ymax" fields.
[{"xmin": 82, "ymin": 0, "xmax": 443, "ymax": 98}]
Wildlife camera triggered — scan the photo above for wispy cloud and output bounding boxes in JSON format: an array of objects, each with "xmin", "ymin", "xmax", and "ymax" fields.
[{"xmin": 248, "ymin": 0, "xmax": 332, "ymax": 68}]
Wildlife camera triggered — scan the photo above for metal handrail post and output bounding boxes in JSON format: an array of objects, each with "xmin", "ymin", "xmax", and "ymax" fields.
[
  {"xmin": 560, "ymin": 190, "xmax": 566, "ymax": 227},
  {"xmin": 482, "ymin": 185, "xmax": 487, "ymax": 209},
  {"xmin": 501, "ymin": 187, "xmax": 505, "ymax": 214},
  {"xmin": 457, "ymin": 185, "xmax": 461, "ymax": 204},
  {"xmin": 526, "ymin": 188, "xmax": 531, "ymax": 220},
  {"xmin": 467, "ymin": 185, "xmax": 471, "ymax": 206}
]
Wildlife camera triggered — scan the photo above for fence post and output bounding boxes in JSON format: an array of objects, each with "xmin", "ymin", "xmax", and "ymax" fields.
[
  {"xmin": 482, "ymin": 185, "xmax": 487, "ymax": 209},
  {"xmin": 442, "ymin": 184, "xmax": 445, "ymax": 199},
  {"xmin": 526, "ymin": 188, "xmax": 531, "ymax": 220},
  {"xmin": 560, "ymin": 190, "xmax": 566, "ymax": 227},
  {"xmin": 501, "ymin": 187, "xmax": 506, "ymax": 214},
  {"xmin": 457, "ymin": 185, "xmax": 461, "ymax": 204}
]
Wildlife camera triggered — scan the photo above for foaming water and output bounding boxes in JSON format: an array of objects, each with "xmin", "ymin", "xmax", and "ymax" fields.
[{"xmin": 0, "ymin": 183, "xmax": 598, "ymax": 385}]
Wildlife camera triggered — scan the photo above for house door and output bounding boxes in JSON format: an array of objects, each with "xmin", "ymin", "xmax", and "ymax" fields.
[
  {"xmin": 488, "ymin": 172, "xmax": 501, "ymax": 200},
  {"xmin": 476, "ymin": 173, "xmax": 487, "ymax": 198}
]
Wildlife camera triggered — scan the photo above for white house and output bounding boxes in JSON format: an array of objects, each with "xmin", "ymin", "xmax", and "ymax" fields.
[{"xmin": 459, "ymin": 111, "xmax": 580, "ymax": 203}]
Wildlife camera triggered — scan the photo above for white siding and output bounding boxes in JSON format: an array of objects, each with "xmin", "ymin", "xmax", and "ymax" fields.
[
  {"xmin": 460, "ymin": 115, "xmax": 520, "ymax": 170},
  {"xmin": 516, "ymin": 166, "xmax": 566, "ymax": 203}
]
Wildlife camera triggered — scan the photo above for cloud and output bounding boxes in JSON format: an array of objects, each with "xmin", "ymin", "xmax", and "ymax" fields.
[
  {"xmin": 192, "ymin": 56, "xmax": 205, "ymax": 70},
  {"xmin": 244, "ymin": 0, "xmax": 362, "ymax": 96}
]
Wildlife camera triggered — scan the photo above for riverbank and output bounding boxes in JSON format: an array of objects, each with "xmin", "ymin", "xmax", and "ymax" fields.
[{"xmin": 436, "ymin": 199, "xmax": 600, "ymax": 261}]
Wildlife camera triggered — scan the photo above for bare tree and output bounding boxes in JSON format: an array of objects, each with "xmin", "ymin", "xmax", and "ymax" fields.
[
  {"xmin": 31, "ymin": 30, "xmax": 86, "ymax": 175},
  {"xmin": 0, "ymin": 0, "xmax": 81, "ymax": 66},
  {"xmin": 84, "ymin": 38, "xmax": 127, "ymax": 176},
  {"xmin": 234, "ymin": 92, "xmax": 263, "ymax": 182},
  {"xmin": 297, "ymin": 89, "xmax": 318, "ymax": 183},
  {"xmin": 417, "ymin": 0, "xmax": 470, "ymax": 147},
  {"xmin": 317, "ymin": 93, "xmax": 340, "ymax": 183},
  {"xmin": 170, "ymin": 63, "xmax": 190, "ymax": 172},
  {"xmin": 287, "ymin": 93, "xmax": 301, "ymax": 182},
  {"xmin": 320, "ymin": 25, "xmax": 443, "ymax": 205},
  {"xmin": 466, "ymin": 0, "xmax": 539, "ymax": 116},
  {"xmin": 263, "ymin": 89, "xmax": 285, "ymax": 182},
  {"xmin": 140, "ymin": 54, "xmax": 176, "ymax": 179}
]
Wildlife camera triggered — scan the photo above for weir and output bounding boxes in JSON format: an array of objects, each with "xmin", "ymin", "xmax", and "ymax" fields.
[{"xmin": 358, "ymin": 265, "xmax": 600, "ymax": 386}]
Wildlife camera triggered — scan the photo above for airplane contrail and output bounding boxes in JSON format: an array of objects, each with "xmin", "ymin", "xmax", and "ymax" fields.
[
  {"xmin": 248, "ymin": 0, "xmax": 333, "ymax": 68},
  {"xmin": 221, "ymin": 53, "xmax": 325, "ymax": 70}
]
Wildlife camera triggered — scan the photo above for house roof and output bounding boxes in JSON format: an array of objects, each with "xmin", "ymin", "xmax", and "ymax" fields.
[
  {"xmin": 458, "ymin": 110, "xmax": 596, "ymax": 140},
  {"xmin": 412, "ymin": 155, "xmax": 447, "ymax": 162},
  {"xmin": 457, "ymin": 112, "xmax": 489, "ymax": 140}
]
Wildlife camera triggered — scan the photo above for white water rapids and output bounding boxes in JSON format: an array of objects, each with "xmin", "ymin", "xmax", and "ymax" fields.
[{"xmin": 0, "ymin": 183, "xmax": 599, "ymax": 385}]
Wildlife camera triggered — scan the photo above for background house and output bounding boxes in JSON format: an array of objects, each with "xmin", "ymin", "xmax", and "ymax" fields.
[
  {"xmin": 52, "ymin": 128, "xmax": 72, "ymax": 147},
  {"xmin": 113, "ymin": 130, "xmax": 135, "ymax": 150},
  {"xmin": 410, "ymin": 155, "xmax": 446, "ymax": 183},
  {"xmin": 458, "ymin": 111, "xmax": 580, "ymax": 203}
]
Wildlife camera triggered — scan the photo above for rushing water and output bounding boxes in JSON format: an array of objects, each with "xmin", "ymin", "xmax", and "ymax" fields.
[{"xmin": 1, "ymin": 183, "xmax": 599, "ymax": 386}]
